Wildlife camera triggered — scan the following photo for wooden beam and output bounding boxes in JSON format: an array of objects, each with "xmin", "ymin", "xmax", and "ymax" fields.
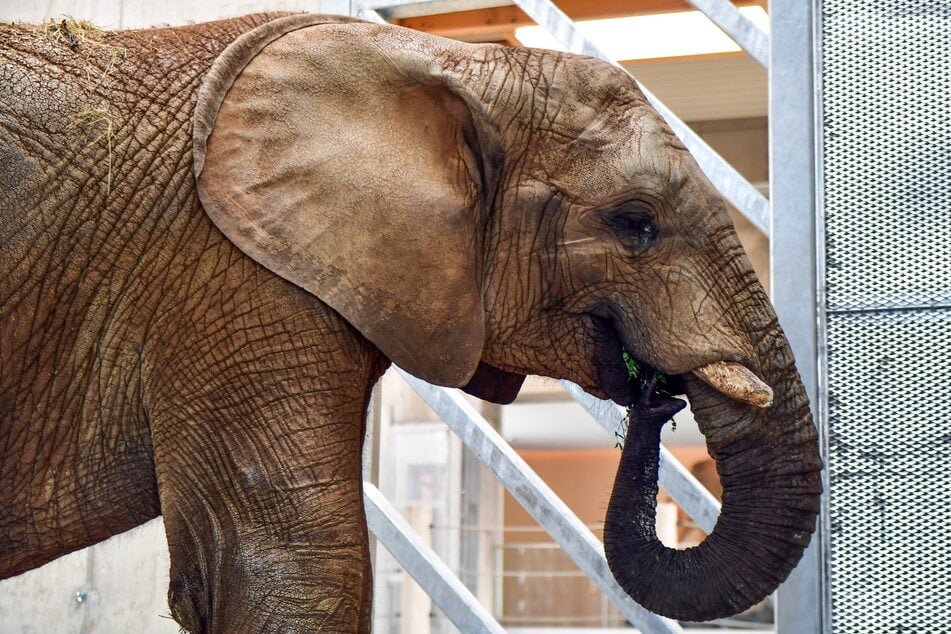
[{"xmin": 396, "ymin": 0, "xmax": 766, "ymax": 41}]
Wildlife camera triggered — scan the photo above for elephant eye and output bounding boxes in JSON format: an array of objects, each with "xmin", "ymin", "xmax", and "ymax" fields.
[{"xmin": 604, "ymin": 208, "xmax": 658, "ymax": 250}]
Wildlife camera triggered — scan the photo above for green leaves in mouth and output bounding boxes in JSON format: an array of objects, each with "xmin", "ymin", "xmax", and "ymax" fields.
[
  {"xmin": 621, "ymin": 350, "xmax": 671, "ymax": 391},
  {"xmin": 616, "ymin": 351, "xmax": 678, "ymax": 448}
]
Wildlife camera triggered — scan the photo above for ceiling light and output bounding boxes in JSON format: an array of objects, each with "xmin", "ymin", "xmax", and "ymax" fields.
[{"xmin": 514, "ymin": 6, "xmax": 769, "ymax": 61}]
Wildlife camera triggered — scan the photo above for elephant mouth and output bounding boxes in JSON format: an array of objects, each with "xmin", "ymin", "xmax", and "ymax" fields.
[
  {"xmin": 589, "ymin": 314, "xmax": 773, "ymax": 410},
  {"xmin": 589, "ymin": 314, "xmax": 686, "ymax": 408}
]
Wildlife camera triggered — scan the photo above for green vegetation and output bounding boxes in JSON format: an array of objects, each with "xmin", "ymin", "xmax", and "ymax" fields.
[
  {"xmin": 622, "ymin": 350, "xmax": 641, "ymax": 380},
  {"xmin": 617, "ymin": 351, "xmax": 677, "ymax": 449}
]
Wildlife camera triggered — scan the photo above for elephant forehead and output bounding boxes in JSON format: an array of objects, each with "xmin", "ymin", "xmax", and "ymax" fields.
[
  {"xmin": 526, "ymin": 83, "xmax": 685, "ymax": 198},
  {"xmin": 546, "ymin": 127, "xmax": 685, "ymax": 203}
]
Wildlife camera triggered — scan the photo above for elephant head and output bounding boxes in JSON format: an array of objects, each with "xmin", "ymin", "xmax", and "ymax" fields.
[{"xmin": 193, "ymin": 16, "xmax": 821, "ymax": 621}]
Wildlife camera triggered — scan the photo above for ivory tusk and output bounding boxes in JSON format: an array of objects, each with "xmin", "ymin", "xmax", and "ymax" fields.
[{"xmin": 692, "ymin": 361, "xmax": 773, "ymax": 408}]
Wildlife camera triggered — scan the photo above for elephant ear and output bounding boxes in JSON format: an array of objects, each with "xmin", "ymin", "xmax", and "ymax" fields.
[{"xmin": 194, "ymin": 18, "xmax": 490, "ymax": 387}]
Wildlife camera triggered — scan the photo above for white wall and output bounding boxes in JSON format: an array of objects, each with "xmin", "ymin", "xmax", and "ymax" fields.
[
  {"xmin": 2, "ymin": 0, "xmax": 352, "ymax": 28},
  {"xmin": 0, "ymin": 519, "xmax": 177, "ymax": 633}
]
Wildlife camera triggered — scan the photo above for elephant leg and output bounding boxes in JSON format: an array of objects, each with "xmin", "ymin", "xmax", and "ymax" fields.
[
  {"xmin": 144, "ymin": 284, "xmax": 385, "ymax": 632},
  {"xmin": 152, "ymin": 395, "xmax": 376, "ymax": 633}
]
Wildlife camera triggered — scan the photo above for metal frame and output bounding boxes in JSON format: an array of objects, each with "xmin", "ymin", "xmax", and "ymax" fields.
[
  {"xmin": 769, "ymin": 1, "xmax": 823, "ymax": 632},
  {"xmin": 350, "ymin": 1, "xmax": 816, "ymax": 631}
]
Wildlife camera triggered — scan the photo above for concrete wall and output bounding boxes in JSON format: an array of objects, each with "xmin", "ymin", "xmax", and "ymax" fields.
[
  {"xmin": 0, "ymin": 519, "xmax": 177, "ymax": 633},
  {"xmin": 2, "ymin": 0, "xmax": 351, "ymax": 28}
]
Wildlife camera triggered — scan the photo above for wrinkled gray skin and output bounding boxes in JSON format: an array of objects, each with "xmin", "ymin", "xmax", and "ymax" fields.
[{"xmin": 0, "ymin": 13, "xmax": 820, "ymax": 632}]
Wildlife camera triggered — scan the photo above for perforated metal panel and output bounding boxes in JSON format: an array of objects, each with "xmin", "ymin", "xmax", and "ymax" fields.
[
  {"xmin": 819, "ymin": 2, "xmax": 951, "ymax": 631},
  {"xmin": 825, "ymin": 311, "xmax": 951, "ymax": 629},
  {"xmin": 821, "ymin": 3, "xmax": 951, "ymax": 312}
]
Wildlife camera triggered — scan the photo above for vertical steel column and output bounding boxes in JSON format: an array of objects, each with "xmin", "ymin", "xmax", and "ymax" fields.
[{"xmin": 769, "ymin": 1, "xmax": 824, "ymax": 632}]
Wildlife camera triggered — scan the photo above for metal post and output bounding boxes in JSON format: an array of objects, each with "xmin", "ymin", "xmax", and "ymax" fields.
[
  {"xmin": 769, "ymin": 0, "xmax": 823, "ymax": 632},
  {"xmin": 364, "ymin": 483, "xmax": 506, "ymax": 634},
  {"xmin": 397, "ymin": 369, "xmax": 683, "ymax": 634}
]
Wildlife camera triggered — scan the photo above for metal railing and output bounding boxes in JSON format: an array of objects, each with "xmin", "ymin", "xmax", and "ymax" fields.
[{"xmin": 353, "ymin": 1, "xmax": 772, "ymax": 631}]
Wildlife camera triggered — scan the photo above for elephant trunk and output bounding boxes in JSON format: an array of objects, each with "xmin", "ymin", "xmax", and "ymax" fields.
[{"xmin": 603, "ymin": 320, "xmax": 821, "ymax": 621}]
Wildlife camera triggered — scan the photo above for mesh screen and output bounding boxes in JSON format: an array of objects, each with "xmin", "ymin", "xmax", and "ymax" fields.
[
  {"xmin": 821, "ymin": 3, "xmax": 951, "ymax": 312},
  {"xmin": 820, "ymin": 2, "xmax": 951, "ymax": 631},
  {"xmin": 826, "ymin": 311, "xmax": 951, "ymax": 630}
]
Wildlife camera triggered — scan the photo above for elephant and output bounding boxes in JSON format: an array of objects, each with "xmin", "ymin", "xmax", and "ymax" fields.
[{"xmin": 0, "ymin": 11, "xmax": 821, "ymax": 632}]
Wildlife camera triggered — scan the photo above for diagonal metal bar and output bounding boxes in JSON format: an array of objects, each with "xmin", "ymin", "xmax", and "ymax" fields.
[
  {"xmin": 561, "ymin": 380, "xmax": 721, "ymax": 534},
  {"xmin": 397, "ymin": 368, "xmax": 684, "ymax": 633},
  {"xmin": 362, "ymin": 0, "xmax": 511, "ymax": 19},
  {"xmin": 510, "ymin": 0, "xmax": 771, "ymax": 236},
  {"xmin": 357, "ymin": 8, "xmax": 390, "ymax": 23},
  {"xmin": 364, "ymin": 483, "xmax": 505, "ymax": 634},
  {"xmin": 685, "ymin": 0, "xmax": 769, "ymax": 68}
]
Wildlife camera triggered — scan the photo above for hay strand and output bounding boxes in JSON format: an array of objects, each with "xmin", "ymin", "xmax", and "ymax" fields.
[
  {"xmin": 68, "ymin": 107, "xmax": 115, "ymax": 196},
  {"xmin": 45, "ymin": 17, "xmax": 98, "ymax": 48}
]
